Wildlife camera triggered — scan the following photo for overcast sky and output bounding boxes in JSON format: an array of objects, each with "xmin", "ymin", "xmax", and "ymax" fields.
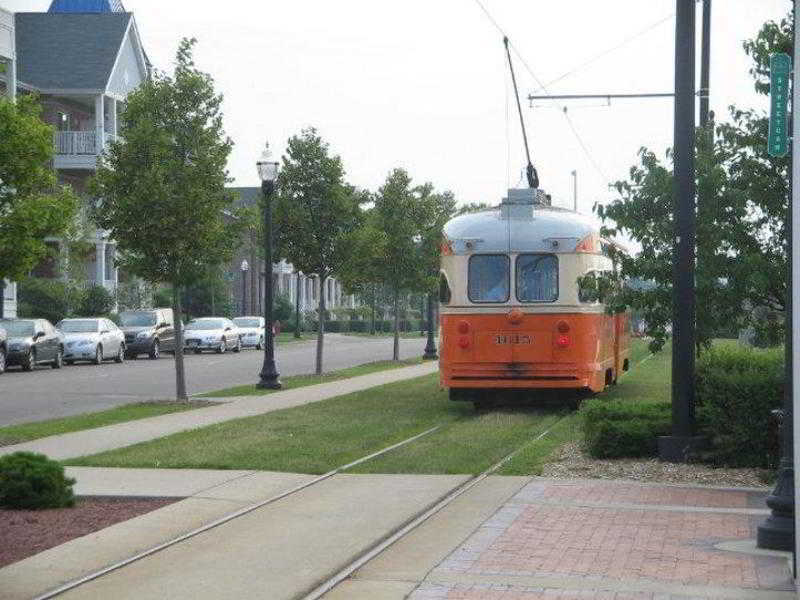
[{"xmin": 4, "ymin": 0, "xmax": 790, "ymax": 214}]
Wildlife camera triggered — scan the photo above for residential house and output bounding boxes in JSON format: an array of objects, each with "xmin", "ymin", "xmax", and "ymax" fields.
[
  {"xmin": 0, "ymin": 5, "xmax": 17, "ymax": 317},
  {"xmin": 227, "ymin": 187, "xmax": 357, "ymax": 318},
  {"xmin": 0, "ymin": 0, "xmax": 149, "ymax": 311}
]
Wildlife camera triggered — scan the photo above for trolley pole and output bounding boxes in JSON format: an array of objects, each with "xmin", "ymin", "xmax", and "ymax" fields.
[
  {"xmin": 658, "ymin": 0, "xmax": 702, "ymax": 463},
  {"xmin": 571, "ymin": 170, "xmax": 577, "ymax": 212}
]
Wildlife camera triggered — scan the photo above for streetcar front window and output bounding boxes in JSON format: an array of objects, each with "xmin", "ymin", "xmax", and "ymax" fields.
[
  {"xmin": 516, "ymin": 254, "xmax": 558, "ymax": 302},
  {"xmin": 468, "ymin": 255, "xmax": 509, "ymax": 303}
]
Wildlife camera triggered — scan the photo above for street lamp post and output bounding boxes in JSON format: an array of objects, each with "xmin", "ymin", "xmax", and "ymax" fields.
[
  {"xmin": 571, "ymin": 170, "xmax": 577, "ymax": 212},
  {"xmin": 256, "ymin": 143, "xmax": 281, "ymax": 390},
  {"xmin": 423, "ymin": 292, "xmax": 438, "ymax": 360},
  {"xmin": 240, "ymin": 259, "xmax": 249, "ymax": 316}
]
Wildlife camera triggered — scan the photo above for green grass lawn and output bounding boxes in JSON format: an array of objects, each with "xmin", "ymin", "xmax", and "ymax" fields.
[
  {"xmin": 275, "ymin": 332, "xmax": 314, "ymax": 344},
  {"xmin": 67, "ymin": 339, "xmax": 664, "ymax": 476},
  {"xmin": 0, "ymin": 401, "xmax": 213, "ymax": 447},
  {"xmin": 342, "ymin": 331, "xmax": 428, "ymax": 339},
  {"xmin": 196, "ymin": 358, "xmax": 424, "ymax": 398}
]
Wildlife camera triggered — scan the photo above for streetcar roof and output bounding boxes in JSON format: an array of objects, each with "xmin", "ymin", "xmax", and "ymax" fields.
[{"xmin": 443, "ymin": 205, "xmax": 600, "ymax": 254}]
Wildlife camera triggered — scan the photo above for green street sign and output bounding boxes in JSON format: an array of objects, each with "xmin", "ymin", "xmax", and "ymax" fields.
[{"xmin": 768, "ymin": 53, "xmax": 791, "ymax": 158}]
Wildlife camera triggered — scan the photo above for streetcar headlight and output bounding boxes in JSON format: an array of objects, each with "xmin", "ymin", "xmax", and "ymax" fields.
[
  {"xmin": 458, "ymin": 336, "xmax": 470, "ymax": 349},
  {"xmin": 556, "ymin": 334, "xmax": 571, "ymax": 348}
]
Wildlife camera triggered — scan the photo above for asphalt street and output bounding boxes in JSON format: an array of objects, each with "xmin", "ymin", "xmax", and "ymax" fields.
[{"xmin": 0, "ymin": 334, "xmax": 428, "ymax": 426}]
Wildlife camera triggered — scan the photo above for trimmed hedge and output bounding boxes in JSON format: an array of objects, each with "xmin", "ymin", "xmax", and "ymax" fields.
[
  {"xmin": 581, "ymin": 400, "xmax": 671, "ymax": 459},
  {"xmin": 696, "ymin": 345, "xmax": 783, "ymax": 468},
  {"xmin": 0, "ymin": 452, "xmax": 76, "ymax": 510}
]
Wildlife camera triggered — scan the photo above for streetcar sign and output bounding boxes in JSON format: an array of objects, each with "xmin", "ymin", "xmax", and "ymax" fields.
[{"xmin": 768, "ymin": 53, "xmax": 791, "ymax": 158}]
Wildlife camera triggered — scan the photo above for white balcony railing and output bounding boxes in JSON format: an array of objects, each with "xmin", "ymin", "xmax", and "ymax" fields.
[{"xmin": 54, "ymin": 131, "xmax": 98, "ymax": 155}]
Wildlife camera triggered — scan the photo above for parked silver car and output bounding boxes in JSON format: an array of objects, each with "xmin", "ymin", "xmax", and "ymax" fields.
[
  {"xmin": 57, "ymin": 318, "xmax": 126, "ymax": 365},
  {"xmin": 232, "ymin": 316, "xmax": 265, "ymax": 349},
  {"xmin": 184, "ymin": 318, "xmax": 241, "ymax": 354}
]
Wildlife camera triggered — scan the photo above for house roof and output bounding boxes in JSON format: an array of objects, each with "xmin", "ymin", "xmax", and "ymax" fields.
[
  {"xmin": 15, "ymin": 12, "xmax": 132, "ymax": 90},
  {"xmin": 48, "ymin": 0, "xmax": 125, "ymax": 13}
]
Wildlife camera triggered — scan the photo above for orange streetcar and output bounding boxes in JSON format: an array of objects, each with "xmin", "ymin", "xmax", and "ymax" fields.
[{"xmin": 438, "ymin": 188, "xmax": 631, "ymax": 408}]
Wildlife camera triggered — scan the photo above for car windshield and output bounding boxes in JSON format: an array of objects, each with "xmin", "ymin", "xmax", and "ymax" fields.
[
  {"xmin": 233, "ymin": 318, "xmax": 261, "ymax": 328},
  {"xmin": 186, "ymin": 320, "xmax": 226, "ymax": 331},
  {"xmin": 2, "ymin": 320, "xmax": 35, "ymax": 337},
  {"xmin": 120, "ymin": 312, "xmax": 157, "ymax": 327},
  {"xmin": 59, "ymin": 320, "xmax": 100, "ymax": 333}
]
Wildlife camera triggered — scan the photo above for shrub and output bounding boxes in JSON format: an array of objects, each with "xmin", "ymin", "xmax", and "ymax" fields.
[
  {"xmin": 0, "ymin": 452, "xmax": 76, "ymax": 510},
  {"xmin": 349, "ymin": 320, "xmax": 368, "ymax": 333},
  {"xmin": 79, "ymin": 284, "xmax": 115, "ymax": 316},
  {"xmin": 581, "ymin": 400, "xmax": 671, "ymax": 459},
  {"xmin": 696, "ymin": 344, "xmax": 784, "ymax": 468},
  {"xmin": 18, "ymin": 278, "xmax": 84, "ymax": 324}
]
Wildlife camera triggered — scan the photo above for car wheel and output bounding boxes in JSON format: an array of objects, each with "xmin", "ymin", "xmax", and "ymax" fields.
[
  {"xmin": 233, "ymin": 338, "xmax": 241, "ymax": 353},
  {"xmin": 149, "ymin": 339, "xmax": 160, "ymax": 360},
  {"xmin": 22, "ymin": 348, "xmax": 35, "ymax": 371},
  {"xmin": 216, "ymin": 339, "xmax": 226, "ymax": 354},
  {"xmin": 115, "ymin": 345, "xmax": 125, "ymax": 364},
  {"xmin": 256, "ymin": 337, "xmax": 263, "ymax": 350},
  {"xmin": 0, "ymin": 347, "xmax": 5, "ymax": 375},
  {"xmin": 194, "ymin": 349, "xmax": 202, "ymax": 354},
  {"xmin": 65, "ymin": 360, "xmax": 74, "ymax": 365},
  {"xmin": 94, "ymin": 345, "xmax": 104, "ymax": 365},
  {"xmin": 52, "ymin": 348, "xmax": 63, "ymax": 369}
]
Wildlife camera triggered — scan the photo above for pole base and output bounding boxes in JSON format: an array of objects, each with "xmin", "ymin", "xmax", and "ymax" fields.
[
  {"xmin": 757, "ymin": 465, "xmax": 794, "ymax": 551},
  {"xmin": 657, "ymin": 435, "xmax": 708, "ymax": 463},
  {"xmin": 256, "ymin": 378, "xmax": 282, "ymax": 390}
]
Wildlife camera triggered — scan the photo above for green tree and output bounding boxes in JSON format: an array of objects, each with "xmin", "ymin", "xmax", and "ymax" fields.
[
  {"xmin": 0, "ymin": 95, "xmax": 78, "ymax": 316},
  {"xmin": 596, "ymin": 13, "xmax": 790, "ymax": 353},
  {"xmin": 92, "ymin": 38, "xmax": 237, "ymax": 400},
  {"xmin": 273, "ymin": 128, "xmax": 361, "ymax": 374}
]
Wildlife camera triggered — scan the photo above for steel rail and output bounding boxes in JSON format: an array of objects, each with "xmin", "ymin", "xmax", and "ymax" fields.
[
  {"xmin": 32, "ymin": 425, "xmax": 443, "ymax": 600},
  {"xmin": 302, "ymin": 419, "xmax": 564, "ymax": 600}
]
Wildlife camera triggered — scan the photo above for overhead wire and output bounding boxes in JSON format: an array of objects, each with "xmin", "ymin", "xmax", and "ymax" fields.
[
  {"xmin": 531, "ymin": 12, "xmax": 676, "ymax": 93},
  {"xmin": 472, "ymin": 0, "xmax": 610, "ymax": 185}
]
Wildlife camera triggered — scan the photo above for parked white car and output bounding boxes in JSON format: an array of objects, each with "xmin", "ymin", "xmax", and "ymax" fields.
[
  {"xmin": 232, "ymin": 316, "xmax": 265, "ymax": 349},
  {"xmin": 184, "ymin": 318, "xmax": 241, "ymax": 354},
  {"xmin": 57, "ymin": 318, "xmax": 126, "ymax": 365}
]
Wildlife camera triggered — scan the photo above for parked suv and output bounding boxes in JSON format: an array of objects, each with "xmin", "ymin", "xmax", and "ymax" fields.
[
  {"xmin": 119, "ymin": 309, "xmax": 175, "ymax": 359},
  {"xmin": 0, "ymin": 324, "xmax": 6, "ymax": 375}
]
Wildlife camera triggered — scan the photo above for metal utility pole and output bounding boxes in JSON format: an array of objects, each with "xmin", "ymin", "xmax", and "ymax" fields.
[
  {"xmin": 758, "ymin": 0, "xmax": 797, "ymax": 553},
  {"xmin": 571, "ymin": 170, "xmax": 578, "ymax": 212},
  {"xmin": 699, "ymin": 0, "xmax": 712, "ymax": 128},
  {"xmin": 658, "ymin": 0, "xmax": 701, "ymax": 463}
]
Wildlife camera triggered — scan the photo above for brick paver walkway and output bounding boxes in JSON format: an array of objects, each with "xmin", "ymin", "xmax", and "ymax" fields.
[{"xmin": 409, "ymin": 479, "xmax": 794, "ymax": 600}]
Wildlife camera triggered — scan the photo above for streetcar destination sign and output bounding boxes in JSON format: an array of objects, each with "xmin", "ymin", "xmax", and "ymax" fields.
[{"xmin": 768, "ymin": 53, "xmax": 791, "ymax": 158}]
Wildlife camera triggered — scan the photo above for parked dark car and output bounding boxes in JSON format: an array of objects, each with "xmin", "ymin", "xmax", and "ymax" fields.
[
  {"xmin": 119, "ymin": 308, "xmax": 175, "ymax": 359},
  {"xmin": 2, "ymin": 319, "xmax": 65, "ymax": 370},
  {"xmin": 0, "ymin": 324, "xmax": 6, "ymax": 375}
]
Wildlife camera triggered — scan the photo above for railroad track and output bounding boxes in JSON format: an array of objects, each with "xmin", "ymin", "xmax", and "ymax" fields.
[{"xmin": 35, "ymin": 354, "xmax": 661, "ymax": 599}]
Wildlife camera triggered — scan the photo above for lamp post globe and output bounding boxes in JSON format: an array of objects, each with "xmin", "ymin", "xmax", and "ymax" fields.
[{"xmin": 256, "ymin": 143, "xmax": 282, "ymax": 389}]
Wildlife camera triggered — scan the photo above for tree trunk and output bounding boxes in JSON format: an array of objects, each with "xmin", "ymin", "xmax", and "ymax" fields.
[
  {"xmin": 315, "ymin": 276, "xmax": 326, "ymax": 375},
  {"xmin": 0, "ymin": 279, "xmax": 5, "ymax": 320},
  {"xmin": 172, "ymin": 283, "xmax": 188, "ymax": 401},
  {"xmin": 393, "ymin": 287, "xmax": 400, "ymax": 361}
]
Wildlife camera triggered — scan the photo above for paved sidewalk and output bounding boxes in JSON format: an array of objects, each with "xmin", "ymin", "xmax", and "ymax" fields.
[
  {"xmin": 0, "ymin": 361, "xmax": 437, "ymax": 461},
  {"xmin": 331, "ymin": 478, "xmax": 794, "ymax": 600}
]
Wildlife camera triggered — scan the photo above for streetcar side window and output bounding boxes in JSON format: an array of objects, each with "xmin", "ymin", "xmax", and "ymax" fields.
[
  {"xmin": 468, "ymin": 254, "xmax": 510, "ymax": 303},
  {"xmin": 516, "ymin": 254, "xmax": 558, "ymax": 302},
  {"xmin": 439, "ymin": 273, "xmax": 452, "ymax": 304}
]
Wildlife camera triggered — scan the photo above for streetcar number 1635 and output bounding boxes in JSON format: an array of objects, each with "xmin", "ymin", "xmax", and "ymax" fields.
[{"xmin": 494, "ymin": 334, "xmax": 532, "ymax": 345}]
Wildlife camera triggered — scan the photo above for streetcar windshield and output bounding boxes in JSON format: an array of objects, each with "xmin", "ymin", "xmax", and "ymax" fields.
[
  {"xmin": 468, "ymin": 255, "xmax": 509, "ymax": 303},
  {"xmin": 516, "ymin": 254, "xmax": 558, "ymax": 302}
]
